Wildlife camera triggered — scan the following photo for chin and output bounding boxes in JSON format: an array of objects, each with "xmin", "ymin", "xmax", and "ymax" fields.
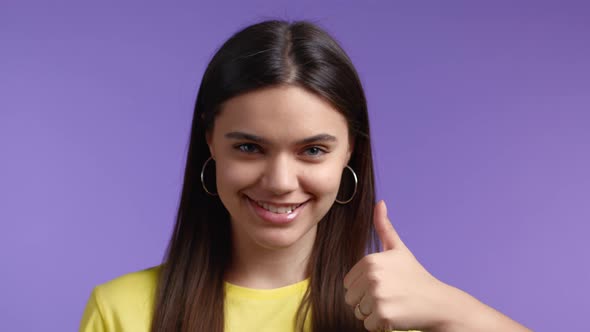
[{"xmin": 252, "ymin": 227, "xmax": 315, "ymax": 250}]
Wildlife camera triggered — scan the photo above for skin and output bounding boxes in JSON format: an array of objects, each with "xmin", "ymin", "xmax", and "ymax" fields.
[
  {"xmin": 344, "ymin": 201, "xmax": 533, "ymax": 331},
  {"xmin": 206, "ymin": 85, "xmax": 352, "ymax": 289},
  {"xmin": 207, "ymin": 85, "xmax": 532, "ymax": 331}
]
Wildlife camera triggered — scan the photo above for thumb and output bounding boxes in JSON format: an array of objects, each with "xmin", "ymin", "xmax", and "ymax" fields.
[{"xmin": 374, "ymin": 200, "xmax": 403, "ymax": 251}]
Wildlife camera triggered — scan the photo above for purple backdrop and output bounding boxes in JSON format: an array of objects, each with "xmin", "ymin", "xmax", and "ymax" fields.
[{"xmin": 1, "ymin": 1, "xmax": 588, "ymax": 331}]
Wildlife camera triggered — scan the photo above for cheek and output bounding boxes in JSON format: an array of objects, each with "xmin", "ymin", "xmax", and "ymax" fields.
[
  {"xmin": 215, "ymin": 161, "xmax": 260, "ymax": 193},
  {"xmin": 301, "ymin": 164, "xmax": 343, "ymax": 198}
]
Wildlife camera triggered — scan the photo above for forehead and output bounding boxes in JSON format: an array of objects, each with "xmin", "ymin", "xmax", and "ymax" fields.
[{"xmin": 213, "ymin": 85, "xmax": 349, "ymax": 141}]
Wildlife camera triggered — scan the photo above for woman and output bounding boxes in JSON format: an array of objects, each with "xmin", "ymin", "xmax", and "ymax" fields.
[{"xmin": 80, "ymin": 20, "xmax": 531, "ymax": 332}]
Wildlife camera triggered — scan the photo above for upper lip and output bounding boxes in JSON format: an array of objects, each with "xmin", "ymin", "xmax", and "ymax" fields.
[{"xmin": 246, "ymin": 196, "xmax": 308, "ymax": 207}]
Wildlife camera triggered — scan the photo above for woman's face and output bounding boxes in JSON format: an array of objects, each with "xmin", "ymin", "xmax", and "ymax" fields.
[{"xmin": 207, "ymin": 85, "xmax": 352, "ymax": 252}]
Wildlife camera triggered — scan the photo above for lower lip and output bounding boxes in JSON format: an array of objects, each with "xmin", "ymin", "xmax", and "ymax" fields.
[{"xmin": 246, "ymin": 197, "xmax": 307, "ymax": 225}]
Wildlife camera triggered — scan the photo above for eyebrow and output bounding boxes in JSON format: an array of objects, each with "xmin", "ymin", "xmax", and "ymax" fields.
[{"xmin": 224, "ymin": 131, "xmax": 338, "ymax": 145}]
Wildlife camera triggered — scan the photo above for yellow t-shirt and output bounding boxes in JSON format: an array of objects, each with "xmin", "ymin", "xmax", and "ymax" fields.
[{"xmin": 79, "ymin": 266, "xmax": 418, "ymax": 332}]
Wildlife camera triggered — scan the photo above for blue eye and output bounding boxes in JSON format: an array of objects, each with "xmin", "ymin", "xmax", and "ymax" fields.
[
  {"xmin": 304, "ymin": 146, "xmax": 326, "ymax": 157},
  {"xmin": 236, "ymin": 143, "xmax": 260, "ymax": 153}
]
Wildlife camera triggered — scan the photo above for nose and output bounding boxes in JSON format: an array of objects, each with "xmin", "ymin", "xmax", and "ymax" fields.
[{"xmin": 260, "ymin": 153, "xmax": 299, "ymax": 196}]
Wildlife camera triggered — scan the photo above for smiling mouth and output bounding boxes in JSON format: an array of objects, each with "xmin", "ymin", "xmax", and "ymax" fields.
[{"xmin": 246, "ymin": 197, "xmax": 307, "ymax": 214}]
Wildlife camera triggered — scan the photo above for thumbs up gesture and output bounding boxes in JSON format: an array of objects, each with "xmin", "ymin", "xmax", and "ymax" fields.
[
  {"xmin": 343, "ymin": 201, "xmax": 533, "ymax": 332},
  {"xmin": 343, "ymin": 200, "xmax": 450, "ymax": 331}
]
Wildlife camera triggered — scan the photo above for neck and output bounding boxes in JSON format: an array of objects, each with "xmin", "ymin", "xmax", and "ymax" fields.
[{"xmin": 225, "ymin": 225, "xmax": 316, "ymax": 289}]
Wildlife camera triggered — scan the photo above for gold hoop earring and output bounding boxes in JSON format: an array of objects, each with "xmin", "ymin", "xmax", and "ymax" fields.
[
  {"xmin": 335, "ymin": 165, "xmax": 357, "ymax": 204},
  {"xmin": 200, "ymin": 157, "xmax": 218, "ymax": 196}
]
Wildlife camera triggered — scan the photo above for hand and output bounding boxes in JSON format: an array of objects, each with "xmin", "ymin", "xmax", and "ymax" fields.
[{"xmin": 343, "ymin": 200, "xmax": 449, "ymax": 331}]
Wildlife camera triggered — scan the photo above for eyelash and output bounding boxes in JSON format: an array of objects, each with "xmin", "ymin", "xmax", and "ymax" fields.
[
  {"xmin": 235, "ymin": 143, "xmax": 261, "ymax": 154},
  {"xmin": 233, "ymin": 143, "xmax": 327, "ymax": 157}
]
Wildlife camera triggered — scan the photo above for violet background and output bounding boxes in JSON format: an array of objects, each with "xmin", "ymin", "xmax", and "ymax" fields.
[{"xmin": 1, "ymin": 1, "xmax": 589, "ymax": 331}]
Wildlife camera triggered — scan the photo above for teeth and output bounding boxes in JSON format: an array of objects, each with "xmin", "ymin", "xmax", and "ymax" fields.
[{"xmin": 255, "ymin": 200, "xmax": 300, "ymax": 214}]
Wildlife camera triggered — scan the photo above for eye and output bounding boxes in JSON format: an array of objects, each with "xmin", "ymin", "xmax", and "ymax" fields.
[
  {"xmin": 235, "ymin": 143, "xmax": 261, "ymax": 154},
  {"xmin": 303, "ymin": 146, "xmax": 326, "ymax": 157}
]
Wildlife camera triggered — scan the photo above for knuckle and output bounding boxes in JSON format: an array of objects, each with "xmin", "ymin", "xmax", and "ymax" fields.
[
  {"xmin": 374, "ymin": 306, "xmax": 396, "ymax": 329},
  {"xmin": 371, "ymin": 289, "xmax": 386, "ymax": 301},
  {"xmin": 366, "ymin": 280, "xmax": 385, "ymax": 299},
  {"xmin": 365, "ymin": 271, "xmax": 381, "ymax": 285},
  {"xmin": 363, "ymin": 254, "xmax": 379, "ymax": 267},
  {"xmin": 343, "ymin": 292, "xmax": 353, "ymax": 305},
  {"xmin": 375, "ymin": 306, "xmax": 390, "ymax": 320}
]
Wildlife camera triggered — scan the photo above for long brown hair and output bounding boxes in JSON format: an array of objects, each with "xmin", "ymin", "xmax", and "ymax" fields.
[{"xmin": 150, "ymin": 20, "xmax": 378, "ymax": 332}]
